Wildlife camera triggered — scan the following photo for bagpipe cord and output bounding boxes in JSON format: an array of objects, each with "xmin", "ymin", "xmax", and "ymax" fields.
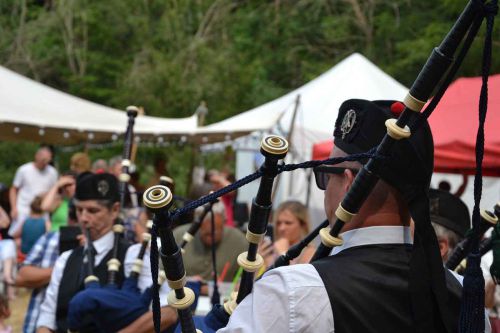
[{"xmin": 460, "ymin": 1, "xmax": 498, "ymax": 332}]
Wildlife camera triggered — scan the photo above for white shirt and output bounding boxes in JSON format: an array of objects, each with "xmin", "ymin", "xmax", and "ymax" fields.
[
  {"xmin": 219, "ymin": 226, "xmax": 491, "ymax": 333},
  {"xmin": 9, "ymin": 162, "xmax": 57, "ymax": 235},
  {"xmin": 36, "ymin": 232, "xmax": 169, "ymax": 330}
]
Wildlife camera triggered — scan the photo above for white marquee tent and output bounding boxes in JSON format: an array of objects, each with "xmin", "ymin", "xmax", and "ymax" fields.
[
  {"xmin": 0, "ymin": 65, "xmax": 199, "ymax": 145},
  {"xmin": 205, "ymin": 53, "xmax": 410, "ymax": 224}
]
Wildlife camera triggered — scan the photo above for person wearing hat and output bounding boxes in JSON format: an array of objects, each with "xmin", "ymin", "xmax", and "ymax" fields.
[
  {"xmin": 218, "ymin": 99, "xmax": 491, "ymax": 333},
  {"xmin": 36, "ymin": 173, "xmax": 177, "ymax": 333},
  {"xmin": 428, "ymin": 188, "xmax": 470, "ymax": 262}
]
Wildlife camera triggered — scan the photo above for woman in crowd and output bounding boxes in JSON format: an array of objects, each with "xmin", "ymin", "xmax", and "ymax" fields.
[
  {"xmin": 41, "ymin": 172, "xmax": 76, "ymax": 231},
  {"xmin": 260, "ymin": 200, "xmax": 315, "ymax": 267}
]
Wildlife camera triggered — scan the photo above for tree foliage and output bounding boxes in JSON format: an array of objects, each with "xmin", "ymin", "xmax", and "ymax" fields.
[{"xmin": 0, "ymin": 0, "xmax": 498, "ymax": 189}]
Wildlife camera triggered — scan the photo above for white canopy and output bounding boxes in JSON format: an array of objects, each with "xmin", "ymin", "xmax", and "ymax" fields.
[
  {"xmin": 0, "ymin": 65, "xmax": 198, "ymax": 145},
  {"xmin": 228, "ymin": 53, "xmax": 409, "ymax": 224}
]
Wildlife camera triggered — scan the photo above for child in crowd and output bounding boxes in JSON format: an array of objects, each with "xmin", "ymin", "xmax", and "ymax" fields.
[
  {"xmin": 0, "ymin": 294, "xmax": 11, "ymax": 333},
  {"xmin": 15, "ymin": 196, "xmax": 50, "ymax": 255}
]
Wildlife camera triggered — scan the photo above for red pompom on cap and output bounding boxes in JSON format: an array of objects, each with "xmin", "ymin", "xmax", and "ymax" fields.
[{"xmin": 390, "ymin": 101, "xmax": 405, "ymax": 117}]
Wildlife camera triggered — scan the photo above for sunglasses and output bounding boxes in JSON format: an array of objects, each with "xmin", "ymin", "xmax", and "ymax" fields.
[{"xmin": 313, "ymin": 166, "xmax": 359, "ymax": 190}]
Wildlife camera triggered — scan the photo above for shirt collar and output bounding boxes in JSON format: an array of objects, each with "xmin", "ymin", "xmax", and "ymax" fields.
[
  {"xmin": 92, "ymin": 230, "xmax": 114, "ymax": 255},
  {"xmin": 330, "ymin": 225, "xmax": 413, "ymax": 256}
]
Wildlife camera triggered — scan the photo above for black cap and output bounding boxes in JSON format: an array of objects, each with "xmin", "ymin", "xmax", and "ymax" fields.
[
  {"xmin": 75, "ymin": 172, "xmax": 119, "ymax": 202},
  {"xmin": 333, "ymin": 99, "xmax": 434, "ymax": 202},
  {"xmin": 429, "ymin": 189, "xmax": 470, "ymax": 237}
]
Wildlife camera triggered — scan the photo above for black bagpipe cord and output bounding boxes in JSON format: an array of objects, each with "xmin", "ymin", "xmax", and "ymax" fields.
[
  {"xmin": 210, "ymin": 208, "xmax": 221, "ymax": 307},
  {"xmin": 459, "ymin": 1, "xmax": 497, "ymax": 332}
]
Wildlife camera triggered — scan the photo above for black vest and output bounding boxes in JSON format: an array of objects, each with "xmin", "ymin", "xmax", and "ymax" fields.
[
  {"xmin": 312, "ymin": 244, "xmax": 462, "ymax": 333},
  {"xmin": 55, "ymin": 238, "xmax": 129, "ymax": 333}
]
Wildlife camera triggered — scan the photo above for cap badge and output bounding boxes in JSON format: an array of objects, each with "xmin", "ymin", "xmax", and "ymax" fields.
[
  {"xmin": 97, "ymin": 180, "xmax": 109, "ymax": 197},
  {"xmin": 340, "ymin": 109, "xmax": 357, "ymax": 139}
]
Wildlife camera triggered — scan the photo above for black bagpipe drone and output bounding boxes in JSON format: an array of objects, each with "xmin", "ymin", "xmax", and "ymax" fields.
[{"xmin": 67, "ymin": 106, "xmax": 168, "ymax": 332}]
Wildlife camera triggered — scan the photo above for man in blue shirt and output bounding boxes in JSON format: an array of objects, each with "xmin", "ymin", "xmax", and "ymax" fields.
[{"xmin": 16, "ymin": 231, "xmax": 60, "ymax": 333}]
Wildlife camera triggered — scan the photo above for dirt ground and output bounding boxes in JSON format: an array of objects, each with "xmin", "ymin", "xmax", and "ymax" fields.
[{"xmin": 5, "ymin": 287, "xmax": 30, "ymax": 332}]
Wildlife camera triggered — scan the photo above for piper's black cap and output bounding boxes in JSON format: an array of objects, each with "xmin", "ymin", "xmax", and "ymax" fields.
[
  {"xmin": 429, "ymin": 188, "xmax": 470, "ymax": 237},
  {"xmin": 75, "ymin": 172, "xmax": 119, "ymax": 202},
  {"xmin": 333, "ymin": 99, "xmax": 434, "ymax": 201}
]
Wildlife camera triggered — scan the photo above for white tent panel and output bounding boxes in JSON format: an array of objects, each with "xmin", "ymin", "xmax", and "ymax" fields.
[
  {"xmin": 0, "ymin": 65, "xmax": 198, "ymax": 144},
  {"xmin": 231, "ymin": 53, "xmax": 409, "ymax": 228}
]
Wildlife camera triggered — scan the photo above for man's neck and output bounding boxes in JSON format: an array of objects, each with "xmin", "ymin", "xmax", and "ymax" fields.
[{"xmin": 342, "ymin": 211, "xmax": 409, "ymax": 233}]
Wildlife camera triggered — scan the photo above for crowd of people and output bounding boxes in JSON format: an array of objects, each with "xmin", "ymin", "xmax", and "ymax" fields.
[
  {"xmin": 0, "ymin": 99, "xmax": 499, "ymax": 333},
  {"xmin": 0, "ymin": 143, "xmax": 318, "ymax": 332}
]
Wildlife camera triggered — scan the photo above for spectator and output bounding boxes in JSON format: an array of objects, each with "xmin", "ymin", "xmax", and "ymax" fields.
[
  {"xmin": 208, "ymin": 170, "xmax": 235, "ymax": 227},
  {"xmin": 41, "ymin": 172, "xmax": 77, "ymax": 232},
  {"xmin": 69, "ymin": 153, "xmax": 91, "ymax": 175},
  {"xmin": 259, "ymin": 201, "xmax": 315, "ymax": 268},
  {"xmin": 0, "ymin": 207, "xmax": 16, "ymax": 301},
  {"xmin": 91, "ymin": 159, "xmax": 108, "ymax": 174},
  {"xmin": 109, "ymin": 156, "xmax": 138, "ymax": 208},
  {"xmin": 173, "ymin": 202, "xmax": 247, "ymax": 282},
  {"xmin": 14, "ymin": 196, "xmax": 50, "ymax": 255},
  {"xmin": 16, "ymin": 230, "xmax": 61, "ymax": 333},
  {"xmin": 0, "ymin": 294, "xmax": 11, "ymax": 333},
  {"xmin": 145, "ymin": 154, "xmax": 169, "ymax": 189},
  {"xmin": 9, "ymin": 147, "xmax": 58, "ymax": 236}
]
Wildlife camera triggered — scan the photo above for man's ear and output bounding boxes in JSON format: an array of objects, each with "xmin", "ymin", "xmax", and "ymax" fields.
[
  {"xmin": 111, "ymin": 202, "xmax": 120, "ymax": 217},
  {"xmin": 344, "ymin": 169, "xmax": 356, "ymax": 192},
  {"xmin": 438, "ymin": 238, "xmax": 449, "ymax": 261}
]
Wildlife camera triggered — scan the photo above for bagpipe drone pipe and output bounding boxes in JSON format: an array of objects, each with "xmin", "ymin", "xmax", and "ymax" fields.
[
  {"xmin": 143, "ymin": 1, "xmax": 498, "ymax": 331},
  {"xmin": 446, "ymin": 208, "xmax": 498, "ymax": 271},
  {"xmin": 67, "ymin": 107, "xmax": 170, "ymax": 333}
]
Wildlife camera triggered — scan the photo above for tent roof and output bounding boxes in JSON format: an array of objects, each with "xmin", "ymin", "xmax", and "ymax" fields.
[
  {"xmin": 199, "ymin": 53, "xmax": 408, "ymax": 140},
  {"xmin": 311, "ymin": 74, "xmax": 500, "ymax": 176},
  {"xmin": 0, "ymin": 65, "xmax": 198, "ymax": 145},
  {"xmin": 430, "ymin": 74, "xmax": 500, "ymax": 175}
]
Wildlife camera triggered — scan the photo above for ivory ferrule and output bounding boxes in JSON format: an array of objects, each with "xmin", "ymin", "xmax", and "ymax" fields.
[
  {"xmin": 403, "ymin": 93, "xmax": 426, "ymax": 112},
  {"xmin": 182, "ymin": 233, "xmax": 194, "ymax": 243},
  {"xmin": 84, "ymin": 275, "xmax": 99, "ymax": 284},
  {"xmin": 319, "ymin": 228, "xmax": 344, "ymax": 248},
  {"xmin": 107, "ymin": 258, "xmax": 121, "ymax": 272},
  {"xmin": 335, "ymin": 204, "xmax": 356, "ymax": 223},
  {"xmin": 113, "ymin": 224, "xmax": 125, "ymax": 233},
  {"xmin": 237, "ymin": 252, "xmax": 264, "ymax": 272},
  {"xmin": 121, "ymin": 159, "xmax": 131, "ymax": 167},
  {"xmin": 481, "ymin": 209, "xmax": 498, "ymax": 225},
  {"xmin": 119, "ymin": 173, "xmax": 131, "ymax": 182},
  {"xmin": 167, "ymin": 274, "xmax": 187, "ymax": 290},
  {"xmin": 167, "ymin": 288, "xmax": 195, "ymax": 310},
  {"xmin": 131, "ymin": 259, "xmax": 143, "ymax": 273},
  {"xmin": 385, "ymin": 119, "xmax": 411, "ymax": 140},
  {"xmin": 245, "ymin": 230, "xmax": 264, "ymax": 244}
]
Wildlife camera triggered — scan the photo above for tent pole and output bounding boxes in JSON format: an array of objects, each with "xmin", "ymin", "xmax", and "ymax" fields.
[{"xmin": 271, "ymin": 94, "xmax": 301, "ymax": 202}]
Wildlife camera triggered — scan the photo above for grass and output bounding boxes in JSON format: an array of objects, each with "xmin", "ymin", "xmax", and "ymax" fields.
[{"xmin": 5, "ymin": 288, "xmax": 30, "ymax": 332}]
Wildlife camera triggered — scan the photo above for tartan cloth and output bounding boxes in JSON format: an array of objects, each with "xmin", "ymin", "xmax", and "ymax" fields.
[{"xmin": 22, "ymin": 232, "xmax": 60, "ymax": 333}]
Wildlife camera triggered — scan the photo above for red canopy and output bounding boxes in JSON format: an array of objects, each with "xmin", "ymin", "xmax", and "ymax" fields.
[{"xmin": 311, "ymin": 75, "xmax": 500, "ymax": 176}]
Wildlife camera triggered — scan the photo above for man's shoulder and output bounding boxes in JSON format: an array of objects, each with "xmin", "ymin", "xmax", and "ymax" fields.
[
  {"xmin": 261, "ymin": 263, "xmax": 326, "ymax": 289},
  {"xmin": 223, "ymin": 226, "xmax": 245, "ymax": 240},
  {"xmin": 17, "ymin": 162, "xmax": 33, "ymax": 173}
]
